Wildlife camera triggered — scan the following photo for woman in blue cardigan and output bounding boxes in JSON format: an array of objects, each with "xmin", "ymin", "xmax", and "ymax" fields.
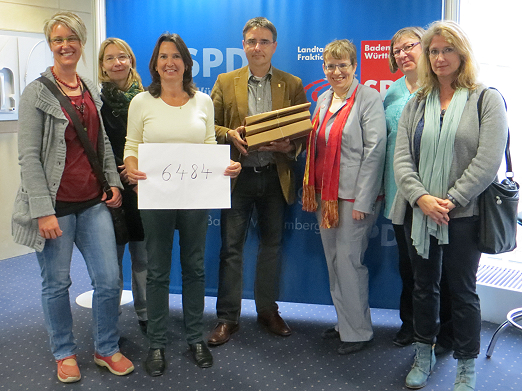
[{"xmin": 384, "ymin": 26, "xmax": 453, "ymax": 353}]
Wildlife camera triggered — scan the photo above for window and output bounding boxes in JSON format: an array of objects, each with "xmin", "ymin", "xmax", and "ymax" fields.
[{"xmin": 460, "ymin": 0, "xmax": 520, "ymax": 178}]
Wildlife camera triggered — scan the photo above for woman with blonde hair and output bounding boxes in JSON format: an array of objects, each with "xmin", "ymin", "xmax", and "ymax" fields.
[
  {"xmin": 99, "ymin": 37, "xmax": 148, "ymax": 334},
  {"xmin": 384, "ymin": 27, "xmax": 453, "ymax": 352},
  {"xmin": 392, "ymin": 21, "xmax": 508, "ymax": 390},
  {"xmin": 13, "ymin": 12, "xmax": 134, "ymax": 382}
]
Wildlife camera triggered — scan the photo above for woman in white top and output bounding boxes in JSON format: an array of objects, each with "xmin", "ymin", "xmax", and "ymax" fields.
[{"xmin": 124, "ymin": 33, "xmax": 240, "ymax": 376}]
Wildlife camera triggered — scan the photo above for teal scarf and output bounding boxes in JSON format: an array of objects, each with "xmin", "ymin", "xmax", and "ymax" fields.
[{"xmin": 412, "ymin": 88, "xmax": 468, "ymax": 259}]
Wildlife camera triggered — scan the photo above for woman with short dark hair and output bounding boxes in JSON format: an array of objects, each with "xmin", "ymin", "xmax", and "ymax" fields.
[{"xmin": 302, "ymin": 39, "xmax": 386, "ymax": 355}]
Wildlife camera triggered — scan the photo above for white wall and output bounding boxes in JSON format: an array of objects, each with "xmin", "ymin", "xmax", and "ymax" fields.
[{"xmin": 0, "ymin": 0, "xmax": 97, "ymax": 260}]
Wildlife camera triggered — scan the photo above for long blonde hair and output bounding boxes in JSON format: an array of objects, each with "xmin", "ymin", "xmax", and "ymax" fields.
[{"xmin": 417, "ymin": 20, "xmax": 478, "ymax": 99}]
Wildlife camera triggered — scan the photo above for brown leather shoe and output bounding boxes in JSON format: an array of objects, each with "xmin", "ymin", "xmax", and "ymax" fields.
[
  {"xmin": 207, "ymin": 322, "xmax": 239, "ymax": 346},
  {"xmin": 257, "ymin": 310, "xmax": 292, "ymax": 336}
]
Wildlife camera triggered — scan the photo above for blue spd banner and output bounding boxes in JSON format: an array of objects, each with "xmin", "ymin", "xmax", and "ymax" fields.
[{"xmin": 107, "ymin": 0, "xmax": 442, "ymax": 308}]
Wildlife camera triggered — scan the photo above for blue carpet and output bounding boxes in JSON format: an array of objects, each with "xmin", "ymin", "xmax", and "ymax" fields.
[{"xmin": 0, "ymin": 249, "xmax": 521, "ymax": 390}]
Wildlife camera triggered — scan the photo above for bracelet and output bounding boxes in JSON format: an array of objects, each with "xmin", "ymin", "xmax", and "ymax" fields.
[{"xmin": 446, "ymin": 193, "xmax": 461, "ymax": 208}]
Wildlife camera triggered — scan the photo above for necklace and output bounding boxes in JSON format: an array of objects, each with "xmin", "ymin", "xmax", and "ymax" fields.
[
  {"xmin": 51, "ymin": 67, "xmax": 80, "ymax": 90},
  {"xmin": 161, "ymin": 92, "xmax": 189, "ymax": 108},
  {"xmin": 332, "ymin": 80, "xmax": 354, "ymax": 101},
  {"xmin": 56, "ymin": 79, "xmax": 86, "ymax": 115}
]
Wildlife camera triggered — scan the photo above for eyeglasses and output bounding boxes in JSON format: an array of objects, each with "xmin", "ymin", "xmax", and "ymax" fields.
[
  {"xmin": 392, "ymin": 42, "xmax": 420, "ymax": 57},
  {"xmin": 429, "ymin": 47, "xmax": 456, "ymax": 58},
  {"xmin": 104, "ymin": 54, "xmax": 130, "ymax": 64},
  {"xmin": 245, "ymin": 39, "xmax": 274, "ymax": 47},
  {"xmin": 50, "ymin": 36, "xmax": 80, "ymax": 45},
  {"xmin": 324, "ymin": 63, "xmax": 352, "ymax": 72}
]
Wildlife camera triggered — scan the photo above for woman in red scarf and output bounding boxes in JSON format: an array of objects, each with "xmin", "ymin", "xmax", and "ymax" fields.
[{"xmin": 302, "ymin": 39, "xmax": 386, "ymax": 355}]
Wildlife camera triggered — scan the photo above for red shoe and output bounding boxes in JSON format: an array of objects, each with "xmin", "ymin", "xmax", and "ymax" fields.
[
  {"xmin": 94, "ymin": 352, "xmax": 134, "ymax": 376},
  {"xmin": 56, "ymin": 355, "xmax": 81, "ymax": 383}
]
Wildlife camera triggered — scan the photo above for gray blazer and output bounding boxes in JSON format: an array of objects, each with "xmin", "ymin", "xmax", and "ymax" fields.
[
  {"xmin": 313, "ymin": 79, "xmax": 386, "ymax": 214},
  {"xmin": 391, "ymin": 85, "xmax": 508, "ymax": 225},
  {"xmin": 12, "ymin": 67, "xmax": 121, "ymax": 251}
]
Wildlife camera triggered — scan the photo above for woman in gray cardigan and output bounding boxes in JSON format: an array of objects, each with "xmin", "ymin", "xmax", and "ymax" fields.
[
  {"xmin": 12, "ymin": 12, "xmax": 133, "ymax": 382},
  {"xmin": 392, "ymin": 21, "xmax": 507, "ymax": 391}
]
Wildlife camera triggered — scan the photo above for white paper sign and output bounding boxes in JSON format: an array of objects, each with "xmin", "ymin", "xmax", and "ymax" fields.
[{"xmin": 137, "ymin": 143, "xmax": 231, "ymax": 210}]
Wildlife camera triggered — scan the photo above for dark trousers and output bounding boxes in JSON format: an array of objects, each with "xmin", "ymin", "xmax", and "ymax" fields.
[
  {"xmin": 394, "ymin": 224, "xmax": 453, "ymax": 347},
  {"xmin": 141, "ymin": 209, "xmax": 208, "ymax": 347},
  {"xmin": 404, "ymin": 206, "xmax": 481, "ymax": 359},
  {"xmin": 217, "ymin": 166, "xmax": 285, "ymax": 323}
]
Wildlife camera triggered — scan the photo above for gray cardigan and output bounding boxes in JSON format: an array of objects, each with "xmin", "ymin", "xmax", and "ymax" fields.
[
  {"xmin": 391, "ymin": 85, "xmax": 508, "ymax": 225},
  {"xmin": 12, "ymin": 67, "xmax": 122, "ymax": 251},
  {"xmin": 313, "ymin": 79, "xmax": 386, "ymax": 214}
]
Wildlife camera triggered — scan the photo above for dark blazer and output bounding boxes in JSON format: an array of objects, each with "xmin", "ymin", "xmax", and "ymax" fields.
[{"xmin": 211, "ymin": 66, "xmax": 308, "ymax": 204}]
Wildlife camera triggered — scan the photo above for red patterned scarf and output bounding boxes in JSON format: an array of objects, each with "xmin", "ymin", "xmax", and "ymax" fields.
[{"xmin": 302, "ymin": 86, "xmax": 358, "ymax": 228}]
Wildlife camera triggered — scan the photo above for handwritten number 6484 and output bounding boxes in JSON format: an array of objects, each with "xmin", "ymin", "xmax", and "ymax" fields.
[{"xmin": 162, "ymin": 164, "xmax": 213, "ymax": 181}]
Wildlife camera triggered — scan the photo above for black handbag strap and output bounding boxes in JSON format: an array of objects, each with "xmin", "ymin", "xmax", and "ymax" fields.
[
  {"xmin": 37, "ymin": 76, "xmax": 113, "ymax": 199},
  {"xmin": 477, "ymin": 87, "xmax": 513, "ymax": 180}
]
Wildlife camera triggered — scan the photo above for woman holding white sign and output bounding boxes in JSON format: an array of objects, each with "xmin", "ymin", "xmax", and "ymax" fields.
[{"xmin": 124, "ymin": 33, "xmax": 240, "ymax": 376}]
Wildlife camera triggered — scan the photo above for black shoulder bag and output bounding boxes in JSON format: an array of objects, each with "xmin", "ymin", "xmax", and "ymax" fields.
[
  {"xmin": 38, "ymin": 76, "xmax": 129, "ymax": 245},
  {"xmin": 477, "ymin": 87, "xmax": 519, "ymax": 254}
]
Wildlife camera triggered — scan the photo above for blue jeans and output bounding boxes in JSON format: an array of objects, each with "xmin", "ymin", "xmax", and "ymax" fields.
[{"xmin": 36, "ymin": 202, "xmax": 121, "ymax": 360}]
